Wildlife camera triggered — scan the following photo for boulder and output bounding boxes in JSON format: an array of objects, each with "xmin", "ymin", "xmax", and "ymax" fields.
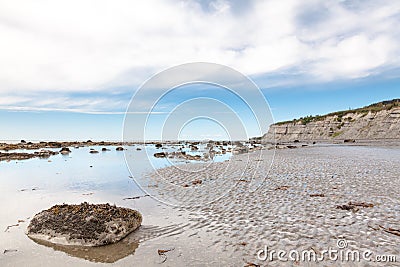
[
  {"xmin": 116, "ymin": 147, "xmax": 124, "ymax": 151},
  {"xmin": 27, "ymin": 202, "xmax": 142, "ymax": 247},
  {"xmin": 60, "ymin": 147, "xmax": 71, "ymax": 154}
]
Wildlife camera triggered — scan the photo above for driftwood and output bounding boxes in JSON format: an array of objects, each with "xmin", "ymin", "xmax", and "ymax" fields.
[
  {"xmin": 379, "ymin": 225, "xmax": 400, "ymax": 237},
  {"xmin": 123, "ymin": 194, "xmax": 150, "ymax": 200},
  {"xmin": 4, "ymin": 224, "xmax": 19, "ymax": 232},
  {"xmin": 275, "ymin": 186, "xmax": 290, "ymax": 191},
  {"xmin": 3, "ymin": 249, "xmax": 18, "ymax": 254},
  {"xmin": 336, "ymin": 201, "xmax": 374, "ymax": 212},
  {"xmin": 310, "ymin": 194, "xmax": 325, "ymax": 197},
  {"xmin": 158, "ymin": 248, "xmax": 174, "ymax": 263}
]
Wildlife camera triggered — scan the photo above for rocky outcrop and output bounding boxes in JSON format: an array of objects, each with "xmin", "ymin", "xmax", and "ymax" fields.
[
  {"xmin": 0, "ymin": 150, "xmax": 58, "ymax": 161},
  {"xmin": 0, "ymin": 141, "xmax": 134, "ymax": 152},
  {"xmin": 27, "ymin": 202, "xmax": 142, "ymax": 247},
  {"xmin": 263, "ymin": 100, "xmax": 400, "ymax": 143}
]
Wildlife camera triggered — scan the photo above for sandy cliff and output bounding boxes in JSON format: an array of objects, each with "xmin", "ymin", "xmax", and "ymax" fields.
[{"xmin": 262, "ymin": 99, "xmax": 400, "ymax": 143}]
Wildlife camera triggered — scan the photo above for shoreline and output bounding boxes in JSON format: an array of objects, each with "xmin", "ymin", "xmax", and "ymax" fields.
[{"xmin": 1, "ymin": 143, "xmax": 399, "ymax": 266}]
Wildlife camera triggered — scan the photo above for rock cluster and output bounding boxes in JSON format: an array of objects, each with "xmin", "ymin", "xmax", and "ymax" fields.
[
  {"xmin": 0, "ymin": 141, "xmax": 132, "ymax": 151},
  {"xmin": 0, "ymin": 150, "xmax": 58, "ymax": 161}
]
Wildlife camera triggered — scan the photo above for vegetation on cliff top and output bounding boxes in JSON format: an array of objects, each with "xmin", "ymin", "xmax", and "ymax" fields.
[{"xmin": 274, "ymin": 99, "xmax": 400, "ymax": 126}]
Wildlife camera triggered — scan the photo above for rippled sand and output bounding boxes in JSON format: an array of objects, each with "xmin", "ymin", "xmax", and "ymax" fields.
[
  {"xmin": 1, "ymin": 145, "xmax": 399, "ymax": 266},
  {"xmin": 140, "ymin": 145, "xmax": 400, "ymax": 266}
]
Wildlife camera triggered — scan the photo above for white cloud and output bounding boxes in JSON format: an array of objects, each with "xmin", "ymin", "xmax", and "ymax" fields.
[{"xmin": 0, "ymin": 0, "xmax": 399, "ymax": 111}]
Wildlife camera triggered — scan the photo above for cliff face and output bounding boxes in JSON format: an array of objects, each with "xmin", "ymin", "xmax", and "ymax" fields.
[{"xmin": 263, "ymin": 100, "xmax": 400, "ymax": 142}]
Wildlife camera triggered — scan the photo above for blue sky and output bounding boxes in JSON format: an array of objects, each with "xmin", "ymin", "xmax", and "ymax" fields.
[{"xmin": 0, "ymin": 0, "xmax": 399, "ymax": 141}]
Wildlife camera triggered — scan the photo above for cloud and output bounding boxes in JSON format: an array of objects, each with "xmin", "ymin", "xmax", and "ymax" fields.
[{"xmin": 0, "ymin": 0, "xmax": 399, "ymax": 112}]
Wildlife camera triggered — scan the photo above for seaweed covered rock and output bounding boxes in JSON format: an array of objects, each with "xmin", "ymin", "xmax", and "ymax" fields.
[{"xmin": 27, "ymin": 202, "xmax": 142, "ymax": 246}]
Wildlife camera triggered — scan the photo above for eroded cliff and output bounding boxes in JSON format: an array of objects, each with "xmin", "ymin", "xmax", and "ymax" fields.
[{"xmin": 262, "ymin": 99, "xmax": 400, "ymax": 142}]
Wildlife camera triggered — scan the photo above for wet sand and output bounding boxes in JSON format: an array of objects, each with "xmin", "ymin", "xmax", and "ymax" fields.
[
  {"xmin": 142, "ymin": 144, "xmax": 400, "ymax": 266},
  {"xmin": 1, "ymin": 144, "xmax": 399, "ymax": 266}
]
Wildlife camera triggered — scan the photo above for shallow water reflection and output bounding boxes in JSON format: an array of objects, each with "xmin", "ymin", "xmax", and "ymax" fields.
[{"xmin": 29, "ymin": 237, "xmax": 139, "ymax": 263}]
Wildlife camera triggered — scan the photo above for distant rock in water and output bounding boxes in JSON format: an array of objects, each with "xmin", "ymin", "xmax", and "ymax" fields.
[
  {"xmin": 60, "ymin": 147, "xmax": 71, "ymax": 154},
  {"xmin": 27, "ymin": 202, "xmax": 142, "ymax": 247},
  {"xmin": 154, "ymin": 152, "xmax": 167, "ymax": 158},
  {"xmin": 0, "ymin": 150, "xmax": 58, "ymax": 161},
  {"xmin": 116, "ymin": 147, "xmax": 124, "ymax": 151}
]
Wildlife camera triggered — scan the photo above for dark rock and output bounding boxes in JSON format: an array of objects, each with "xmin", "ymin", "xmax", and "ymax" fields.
[
  {"xmin": 20, "ymin": 140, "xmax": 26, "ymax": 144},
  {"xmin": 154, "ymin": 152, "xmax": 167, "ymax": 158},
  {"xmin": 60, "ymin": 147, "xmax": 71, "ymax": 154},
  {"xmin": 116, "ymin": 147, "xmax": 124, "ymax": 151},
  {"xmin": 294, "ymin": 140, "xmax": 300, "ymax": 143},
  {"xmin": 89, "ymin": 150, "xmax": 99, "ymax": 154},
  {"xmin": 27, "ymin": 202, "xmax": 142, "ymax": 246},
  {"xmin": 48, "ymin": 142, "xmax": 62, "ymax": 148},
  {"xmin": 344, "ymin": 139, "xmax": 356, "ymax": 143},
  {"xmin": 155, "ymin": 143, "xmax": 162, "ymax": 148},
  {"xmin": 233, "ymin": 147, "xmax": 249, "ymax": 154},
  {"xmin": 234, "ymin": 141, "xmax": 244, "ymax": 147},
  {"xmin": 192, "ymin": 179, "xmax": 202, "ymax": 185}
]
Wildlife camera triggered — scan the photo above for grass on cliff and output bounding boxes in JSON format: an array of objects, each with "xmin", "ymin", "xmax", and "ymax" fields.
[{"xmin": 275, "ymin": 99, "xmax": 400, "ymax": 126}]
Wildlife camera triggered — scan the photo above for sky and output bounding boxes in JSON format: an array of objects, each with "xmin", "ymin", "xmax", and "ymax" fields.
[{"xmin": 0, "ymin": 0, "xmax": 399, "ymax": 141}]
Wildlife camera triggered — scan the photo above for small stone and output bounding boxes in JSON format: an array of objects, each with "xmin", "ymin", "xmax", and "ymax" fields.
[
  {"xmin": 60, "ymin": 147, "xmax": 71, "ymax": 154},
  {"xmin": 154, "ymin": 152, "xmax": 167, "ymax": 158}
]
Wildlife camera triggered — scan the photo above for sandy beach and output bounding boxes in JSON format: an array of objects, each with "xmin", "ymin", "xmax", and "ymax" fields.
[
  {"xmin": 139, "ymin": 144, "xmax": 400, "ymax": 266},
  {"xmin": 1, "ymin": 143, "xmax": 399, "ymax": 266}
]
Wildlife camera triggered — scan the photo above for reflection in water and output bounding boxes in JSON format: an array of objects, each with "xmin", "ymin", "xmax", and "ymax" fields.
[
  {"xmin": 28, "ymin": 224, "xmax": 188, "ymax": 263},
  {"xmin": 29, "ymin": 237, "xmax": 139, "ymax": 263},
  {"xmin": 0, "ymin": 145, "xmax": 225, "ymax": 266}
]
